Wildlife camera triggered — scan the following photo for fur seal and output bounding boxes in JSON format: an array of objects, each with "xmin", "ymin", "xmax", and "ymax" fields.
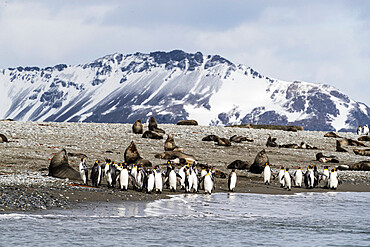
[
  {"xmin": 154, "ymin": 151, "xmax": 196, "ymax": 163},
  {"xmin": 177, "ymin": 120, "xmax": 198, "ymax": 126},
  {"xmin": 148, "ymin": 116, "xmax": 165, "ymax": 134},
  {"xmin": 0, "ymin": 134, "xmax": 8, "ymax": 143},
  {"xmin": 324, "ymin": 132, "xmax": 341, "ymax": 138},
  {"xmin": 164, "ymin": 134, "xmax": 183, "ymax": 152},
  {"xmin": 227, "ymin": 160, "xmax": 250, "ymax": 170},
  {"xmin": 230, "ymin": 135, "xmax": 253, "ymax": 143},
  {"xmin": 279, "ymin": 143, "xmax": 300, "ymax": 149},
  {"xmin": 142, "ymin": 130, "xmax": 163, "ymax": 139},
  {"xmin": 336, "ymin": 140, "xmax": 348, "ymax": 152},
  {"xmin": 349, "ymin": 161, "xmax": 370, "ymax": 171},
  {"xmin": 266, "ymin": 135, "xmax": 278, "ymax": 147},
  {"xmin": 202, "ymin": 135, "xmax": 220, "ymax": 142},
  {"xmin": 216, "ymin": 137, "xmax": 232, "ymax": 146},
  {"xmin": 124, "ymin": 141, "xmax": 142, "ymax": 164},
  {"xmin": 132, "ymin": 119, "xmax": 143, "ymax": 134},
  {"xmin": 249, "ymin": 149, "xmax": 269, "ymax": 174},
  {"xmin": 48, "ymin": 149, "xmax": 81, "ymax": 180},
  {"xmin": 358, "ymin": 136, "xmax": 370, "ymax": 142},
  {"xmin": 353, "ymin": 148, "xmax": 370, "ymax": 156},
  {"xmin": 338, "ymin": 138, "xmax": 366, "ymax": 147},
  {"xmin": 316, "ymin": 152, "xmax": 339, "ymax": 163}
]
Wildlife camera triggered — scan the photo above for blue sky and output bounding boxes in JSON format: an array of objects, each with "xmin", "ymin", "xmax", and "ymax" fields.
[{"xmin": 0, "ymin": 0, "xmax": 369, "ymax": 105}]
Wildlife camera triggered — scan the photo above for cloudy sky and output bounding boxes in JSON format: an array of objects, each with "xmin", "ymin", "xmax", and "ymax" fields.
[{"xmin": 0, "ymin": 0, "xmax": 369, "ymax": 105}]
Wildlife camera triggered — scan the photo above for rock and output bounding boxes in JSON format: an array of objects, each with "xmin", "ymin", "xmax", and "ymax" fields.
[
  {"xmin": 124, "ymin": 141, "xmax": 142, "ymax": 164},
  {"xmin": 0, "ymin": 134, "xmax": 8, "ymax": 143},
  {"xmin": 266, "ymin": 135, "xmax": 278, "ymax": 147},
  {"xmin": 148, "ymin": 116, "xmax": 165, "ymax": 134},
  {"xmin": 249, "ymin": 149, "xmax": 269, "ymax": 174},
  {"xmin": 227, "ymin": 160, "xmax": 250, "ymax": 170},
  {"xmin": 349, "ymin": 161, "xmax": 370, "ymax": 171},
  {"xmin": 230, "ymin": 135, "xmax": 253, "ymax": 143},
  {"xmin": 324, "ymin": 132, "xmax": 341, "ymax": 138},
  {"xmin": 202, "ymin": 135, "xmax": 219, "ymax": 142},
  {"xmin": 358, "ymin": 136, "xmax": 370, "ymax": 142},
  {"xmin": 338, "ymin": 138, "xmax": 366, "ymax": 147},
  {"xmin": 48, "ymin": 149, "xmax": 81, "ymax": 180},
  {"xmin": 177, "ymin": 120, "xmax": 198, "ymax": 126},
  {"xmin": 316, "ymin": 152, "xmax": 339, "ymax": 163},
  {"xmin": 132, "ymin": 120, "xmax": 143, "ymax": 134},
  {"xmin": 154, "ymin": 151, "xmax": 196, "ymax": 163},
  {"xmin": 142, "ymin": 130, "xmax": 163, "ymax": 139},
  {"xmin": 216, "ymin": 137, "xmax": 232, "ymax": 146},
  {"xmin": 353, "ymin": 148, "xmax": 370, "ymax": 156}
]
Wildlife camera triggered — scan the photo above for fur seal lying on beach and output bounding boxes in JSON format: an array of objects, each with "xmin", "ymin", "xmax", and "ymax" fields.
[
  {"xmin": 316, "ymin": 152, "xmax": 339, "ymax": 163},
  {"xmin": 155, "ymin": 151, "xmax": 196, "ymax": 163},
  {"xmin": 353, "ymin": 148, "xmax": 370, "ymax": 156},
  {"xmin": 142, "ymin": 130, "xmax": 163, "ymax": 139},
  {"xmin": 177, "ymin": 120, "xmax": 198, "ymax": 126},
  {"xmin": 227, "ymin": 160, "xmax": 250, "ymax": 170},
  {"xmin": 202, "ymin": 135, "xmax": 220, "ymax": 142},
  {"xmin": 149, "ymin": 116, "xmax": 165, "ymax": 134},
  {"xmin": 216, "ymin": 137, "xmax": 232, "ymax": 146},
  {"xmin": 229, "ymin": 135, "xmax": 253, "ymax": 143},
  {"xmin": 48, "ymin": 149, "xmax": 81, "ymax": 180},
  {"xmin": 164, "ymin": 134, "xmax": 183, "ymax": 152},
  {"xmin": 324, "ymin": 132, "xmax": 341, "ymax": 138},
  {"xmin": 336, "ymin": 140, "xmax": 348, "ymax": 152},
  {"xmin": 132, "ymin": 120, "xmax": 143, "ymax": 134},
  {"xmin": 249, "ymin": 149, "xmax": 269, "ymax": 174},
  {"xmin": 338, "ymin": 138, "xmax": 366, "ymax": 147},
  {"xmin": 0, "ymin": 134, "xmax": 8, "ymax": 143},
  {"xmin": 349, "ymin": 161, "xmax": 370, "ymax": 171},
  {"xmin": 358, "ymin": 136, "xmax": 370, "ymax": 142}
]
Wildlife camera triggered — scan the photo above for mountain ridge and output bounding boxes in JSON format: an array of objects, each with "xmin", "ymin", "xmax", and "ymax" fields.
[{"xmin": 1, "ymin": 50, "xmax": 369, "ymax": 131}]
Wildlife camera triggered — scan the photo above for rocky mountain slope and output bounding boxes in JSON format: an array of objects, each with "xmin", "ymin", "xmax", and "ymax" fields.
[{"xmin": 1, "ymin": 50, "xmax": 369, "ymax": 131}]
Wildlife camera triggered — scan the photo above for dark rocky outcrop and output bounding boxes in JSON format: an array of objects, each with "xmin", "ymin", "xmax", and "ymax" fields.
[
  {"xmin": 353, "ymin": 149, "xmax": 370, "ymax": 156},
  {"xmin": 132, "ymin": 119, "xmax": 143, "ymax": 134},
  {"xmin": 324, "ymin": 132, "xmax": 341, "ymax": 138},
  {"xmin": 48, "ymin": 149, "xmax": 81, "ymax": 180},
  {"xmin": 177, "ymin": 120, "xmax": 198, "ymax": 126},
  {"xmin": 0, "ymin": 134, "xmax": 8, "ymax": 143},
  {"xmin": 249, "ymin": 149, "xmax": 269, "ymax": 174},
  {"xmin": 142, "ymin": 130, "xmax": 163, "ymax": 139},
  {"xmin": 227, "ymin": 160, "xmax": 250, "ymax": 170}
]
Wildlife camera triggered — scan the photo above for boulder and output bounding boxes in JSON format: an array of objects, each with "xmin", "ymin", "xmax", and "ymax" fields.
[
  {"xmin": 249, "ymin": 149, "xmax": 269, "ymax": 174},
  {"xmin": 177, "ymin": 120, "xmax": 198, "ymax": 126},
  {"xmin": 48, "ymin": 149, "xmax": 81, "ymax": 180}
]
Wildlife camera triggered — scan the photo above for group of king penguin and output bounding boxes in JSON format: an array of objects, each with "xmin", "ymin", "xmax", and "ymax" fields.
[
  {"xmin": 263, "ymin": 163, "xmax": 340, "ymax": 191},
  {"xmin": 78, "ymin": 158, "xmax": 238, "ymax": 194}
]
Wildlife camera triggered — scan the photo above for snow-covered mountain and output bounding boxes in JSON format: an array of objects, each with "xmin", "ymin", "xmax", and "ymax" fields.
[{"xmin": 1, "ymin": 50, "xmax": 369, "ymax": 131}]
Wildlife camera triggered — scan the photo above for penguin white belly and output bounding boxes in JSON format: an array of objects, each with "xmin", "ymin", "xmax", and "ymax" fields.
[
  {"xmin": 186, "ymin": 173, "xmax": 193, "ymax": 192},
  {"xmin": 179, "ymin": 168, "xmax": 186, "ymax": 189},
  {"xmin": 97, "ymin": 165, "xmax": 102, "ymax": 185},
  {"xmin": 329, "ymin": 173, "xmax": 338, "ymax": 189},
  {"xmin": 120, "ymin": 169, "xmax": 129, "ymax": 190},
  {"xmin": 263, "ymin": 167, "xmax": 271, "ymax": 184},
  {"xmin": 309, "ymin": 171, "xmax": 314, "ymax": 188},
  {"xmin": 284, "ymin": 172, "xmax": 291, "ymax": 190},
  {"xmin": 278, "ymin": 171, "xmax": 285, "ymax": 187},
  {"xmin": 147, "ymin": 174, "xmax": 155, "ymax": 192},
  {"xmin": 192, "ymin": 172, "xmax": 198, "ymax": 192},
  {"xmin": 155, "ymin": 173, "xmax": 163, "ymax": 192},
  {"xmin": 295, "ymin": 171, "xmax": 302, "ymax": 187},
  {"xmin": 204, "ymin": 175, "xmax": 213, "ymax": 194},
  {"xmin": 169, "ymin": 171, "xmax": 177, "ymax": 191},
  {"xmin": 79, "ymin": 163, "xmax": 87, "ymax": 184},
  {"xmin": 229, "ymin": 173, "xmax": 237, "ymax": 191}
]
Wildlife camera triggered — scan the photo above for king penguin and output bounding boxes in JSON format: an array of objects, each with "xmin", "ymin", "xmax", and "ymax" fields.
[
  {"xmin": 203, "ymin": 169, "xmax": 214, "ymax": 194},
  {"xmin": 329, "ymin": 168, "xmax": 339, "ymax": 190},
  {"xmin": 168, "ymin": 164, "xmax": 178, "ymax": 192},
  {"xmin": 91, "ymin": 160, "xmax": 99, "ymax": 187},
  {"xmin": 119, "ymin": 163, "xmax": 129, "ymax": 191},
  {"xmin": 79, "ymin": 158, "xmax": 88, "ymax": 185},
  {"xmin": 154, "ymin": 165, "xmax": 163, "ymax": 193},
  {"xmin": 278, "ymin": 167, "xmax": 285, "ymax": 188},
  {"xmin": 263, "ymin": 163, "xmax": 271, "ymax": 185},
  {"xmin": 322, "ymin": 166, "xmax": 330, "ymax": 188},
  {"xmin": 191, "ymin": 163, "xmax": 199, "ymax": 193},
  {"xmin": 228, "ymin": 169, "xmax": 237, "ymax": 192},
  {"xmin": 284, "ymin": 168, "xmax": 292, "ymax": 191},
  {"xmin": 293, "ymin": 167, "xmax": 303, "ymax": 187},
  {"xmin": 146, "ymin": 170, "xmax": 155, "ymax": 193}
]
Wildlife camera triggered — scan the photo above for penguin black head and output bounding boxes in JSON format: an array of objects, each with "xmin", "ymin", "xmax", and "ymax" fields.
[
  {"xmin": 280, "ymin": 166, "xmax": 284, "ymax": 170},
  {"xmin": 298, "ymin": 166, "xmax": 301, "ymax": 169},
  {"xmin": 286, "ymin": 168, "xmax": 289, "ymax": 171},
  {"xmin": 232, "ymin": 169, "xmax": 235, "ymax": 172}
]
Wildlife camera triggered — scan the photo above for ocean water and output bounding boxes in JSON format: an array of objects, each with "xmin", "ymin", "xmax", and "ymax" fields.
[{"xmin": 1, "ymin": 192, "xmax": 369, "ymax": 246}]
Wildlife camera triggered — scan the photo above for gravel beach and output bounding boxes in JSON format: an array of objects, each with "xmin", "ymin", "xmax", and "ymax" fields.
[{"xmin": 1, "ymin": 121, "xmax": 369, "ymax": 212}]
